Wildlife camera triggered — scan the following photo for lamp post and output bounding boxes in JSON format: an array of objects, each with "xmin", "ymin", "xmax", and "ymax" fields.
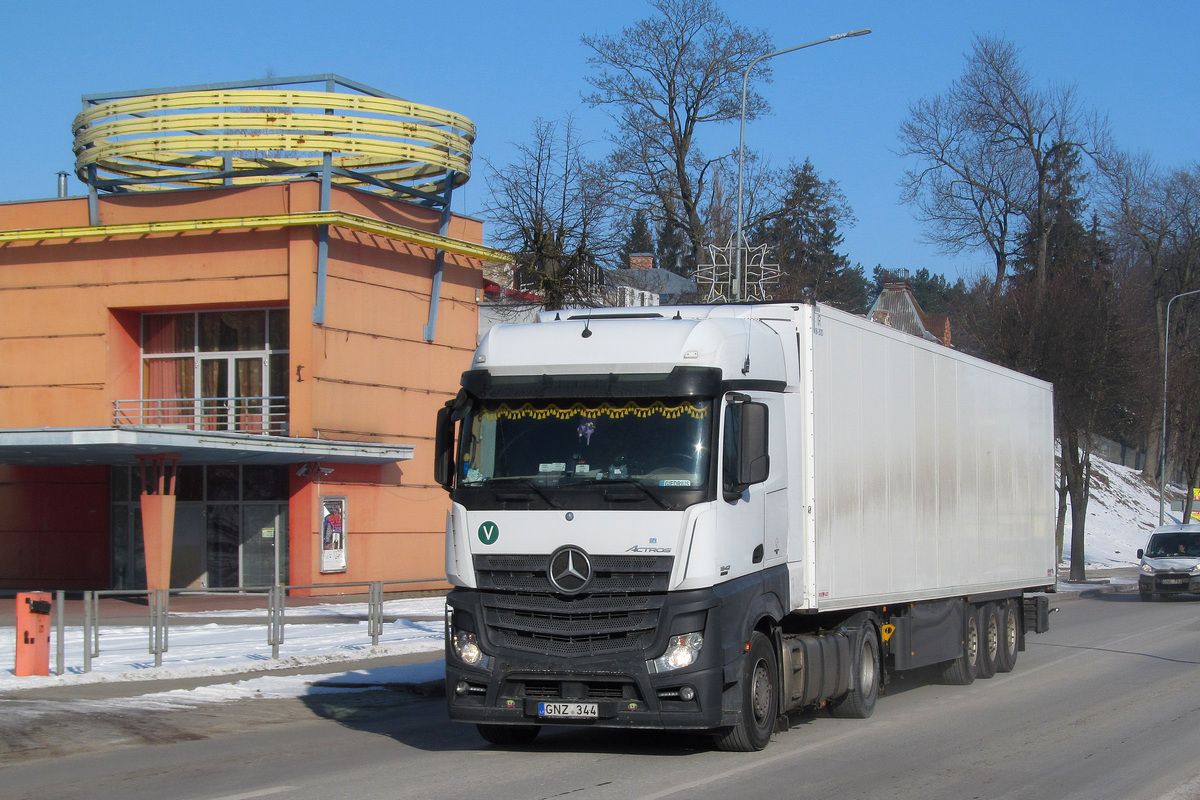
[
  {"xmin": 732, "ymin": 28, "xmax": 871, "ymax": 301},
  {"xmin": 1158, "ymin": 288, "xmax": 1200, "ymax": 525}
]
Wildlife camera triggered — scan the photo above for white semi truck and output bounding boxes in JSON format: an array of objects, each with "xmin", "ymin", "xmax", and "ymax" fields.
[{"xmin": 435, "ymin": 302, "xmax": 1055, "ymax": 751}]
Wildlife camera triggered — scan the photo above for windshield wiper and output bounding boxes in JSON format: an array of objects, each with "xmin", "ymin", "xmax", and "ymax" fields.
[
  {"xmin": 486, "ymin": 477, "xmax": 563, "ymax": 508},
  {"xmin": 589, "ymin": 478, "xmax": 676, "ymax": 510}
]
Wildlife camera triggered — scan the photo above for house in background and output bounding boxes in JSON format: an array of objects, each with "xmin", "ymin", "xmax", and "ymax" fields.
[
  {"xmin": 0, "ymin": 76, "xmax": 500, "ymax": 594},
  {"xmin": 605, "ymin": 252, "xmax": 697, "ymax": 307},
  {"xmin": 867, "ymin": 281, "xmax": 952, "ymax": 347}
]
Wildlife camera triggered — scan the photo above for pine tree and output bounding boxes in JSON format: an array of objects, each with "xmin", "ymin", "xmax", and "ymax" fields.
[
  {"xmin": 620, "ymin": 209, "xmax": 656, "ymax": 267},
  {"xmin": 758, "ymin": 160, "xmax": 866, "ymax": 311}
]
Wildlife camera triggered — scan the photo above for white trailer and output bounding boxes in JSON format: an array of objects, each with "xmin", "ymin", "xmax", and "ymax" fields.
[{"xmin": 435, "ymin": 302, "xmax": 1055, "ymax": 751}]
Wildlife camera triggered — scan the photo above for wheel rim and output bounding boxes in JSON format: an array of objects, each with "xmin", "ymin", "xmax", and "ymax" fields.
[
  {"xmin": 1003, "ymin": 609, "xmax": 1017, "ymax": 656},
  {"xmin": 985, "ymin": 612, "xmax": 999, "ymax": 661},
  {"xmin": 750, "ymin": 658, "xmax": 772, "ymax": 724},
  {"xmin": 860, "ymin": 640, "xmax": 877, "ymax": 692},
  {"xmin": 966, "ymin": 617, "xmax": 979, "ymax": 664}
]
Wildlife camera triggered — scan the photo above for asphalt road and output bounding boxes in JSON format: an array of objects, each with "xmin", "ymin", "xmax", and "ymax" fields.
[{"xmin": 2, "ymin": 589, "xmax": 1199, "ymax": 800}]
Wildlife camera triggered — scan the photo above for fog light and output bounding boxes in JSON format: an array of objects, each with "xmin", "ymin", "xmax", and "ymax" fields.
[
  {"xmin": 648, "ymin": 632, "xmax": 704, "ymax": 673},
  {"xmin": 679, "ymin": 685, "xmax": 696, "ymax": 702},
  {"xmin": 455, "ymin": 681, "xmax": 470, "ymax": 696}
]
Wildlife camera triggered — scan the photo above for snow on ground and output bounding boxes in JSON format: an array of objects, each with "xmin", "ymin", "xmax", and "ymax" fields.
[
  {"xmin": 0, "ymin": 597, "xmax": 447, "ymax": 707},
  {"xmin": 1060, "ymin": 453, "xmax": 1180, "ymax": 569},
  {"xmin": 0, "ymin": 455, "xmax": 1174, "ymax": 708}
]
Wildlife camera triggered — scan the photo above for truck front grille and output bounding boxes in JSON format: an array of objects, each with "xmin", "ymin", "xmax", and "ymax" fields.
[{"xmin": 473, "ymin": 554, "xmax": 673, "ymax": 657}]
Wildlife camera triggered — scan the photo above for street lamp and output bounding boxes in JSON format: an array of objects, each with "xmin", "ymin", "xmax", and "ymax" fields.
[
  {"xmin": 732, "ymin": 28, "xmax": 871, "ymax": 301},
  {"xmin": 1158, "ymin": 288, "xmax": 1200, "ymax": 525}
]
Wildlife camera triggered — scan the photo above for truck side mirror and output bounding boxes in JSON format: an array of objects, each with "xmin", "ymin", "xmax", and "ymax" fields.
[
  {"xmin": 434, "ymin": 404, "xmax": 456, "ymax": 491},
  {"xmin": 723, "ymin": 400, "xmax": 769, "ymax": 502}
]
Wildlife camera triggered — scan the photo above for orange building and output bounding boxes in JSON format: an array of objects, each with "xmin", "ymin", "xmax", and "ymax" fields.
[{"xmin": 0, "ymin": 76, "xmax": 497, "ymax": 594}]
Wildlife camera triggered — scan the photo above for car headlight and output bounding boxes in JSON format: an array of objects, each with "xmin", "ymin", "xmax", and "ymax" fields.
[
  {"xmin": 452, "ymin": 630, "xmax": 492, "ymax": 669},
  {"xmin": 648, "ymin": 632, "xmax": 704, "ymax": 673},
  {"xmin": 447, "ymin": 607, "xmax": 492, "ymax": 670},
  {"xmin": 1141, "ymin": 563, "xmax": 1155, "ymax": 574}
]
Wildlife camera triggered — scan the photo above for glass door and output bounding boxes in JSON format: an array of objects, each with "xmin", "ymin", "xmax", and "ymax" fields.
[
  {"xmin": 200, "ymin": 358, "xmax": 230, "ymax": 430},
  {"xmin": 242, "ymin": 504, "xmax": 289, "ymax": 587}
]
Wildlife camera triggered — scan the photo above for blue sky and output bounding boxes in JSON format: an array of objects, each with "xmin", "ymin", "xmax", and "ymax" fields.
[{"xmin": 2, "ymin": 1, "xmax": 1196, "ymax": 282}]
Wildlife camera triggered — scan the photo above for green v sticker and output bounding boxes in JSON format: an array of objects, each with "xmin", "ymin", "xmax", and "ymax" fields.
[{"xmin": 477, "ymin": 521, "xmax": 499, "ymax": 545}]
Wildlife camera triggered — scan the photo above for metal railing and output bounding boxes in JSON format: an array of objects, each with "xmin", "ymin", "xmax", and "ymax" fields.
[
  {"xmin": 51, "ymin": 579, "xmax": 444, "ymax": 675},
  {"xmin": 113, "ymin": 396, "xmax": 289, "ymax": 435}
]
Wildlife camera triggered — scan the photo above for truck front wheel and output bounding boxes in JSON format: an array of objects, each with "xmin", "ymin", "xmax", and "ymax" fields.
[
  {"xmin": 829, "ymin": 624, "xmax": 881, "ymax": 719},
  {"xmin": 715, "ymin": 632, "xmax": 777, "ymax": 752}
]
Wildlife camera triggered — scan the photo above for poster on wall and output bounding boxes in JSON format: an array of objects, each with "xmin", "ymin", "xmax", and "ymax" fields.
[{"xmin": 320, "ymin": 495, "xmax": 347, "ymax": 574}]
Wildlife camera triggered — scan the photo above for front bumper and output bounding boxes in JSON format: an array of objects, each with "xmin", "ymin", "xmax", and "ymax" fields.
[
  {"xmin": 445, "ymin": 587, "xmax": 728, "ymax": 732},
  {"xmin": 446, "ymin": 658, "xmax": 726, "ymax": 731},
  {"xmin": 1139, "ymin": 573, "xmax": 1200, "ymax": 594}
]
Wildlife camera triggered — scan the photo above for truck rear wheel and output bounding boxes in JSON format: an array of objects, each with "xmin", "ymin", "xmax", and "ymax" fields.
[
  {"xmin": 939, "ymin": 603, "xmax": 979, "ymax": 685},
  {"xmin": 715, "ymin": 632, "xmax": 777, "ymax": 752},
  {"xmin": 976, "ymin": 604, "xmax": 999, "ymax": 679},
  {"xmin": 829, "ymin": 624, "xmax": 881, "ymax": 719},
  {"xmin": 996, "ymin": 601, "xmax": 1019, "ymax": 673},
  {"xmin": 477, "ymin": 724, "xmax": 540, "ymax": 746}
]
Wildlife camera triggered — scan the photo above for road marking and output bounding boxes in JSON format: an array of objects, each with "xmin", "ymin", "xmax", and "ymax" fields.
[
  {"xmin": 200, "ymin": 787, "xmax": 297, "ymax": 800},
  {"xmin": 1153, "ymin": 774, "xmax": 1200, "ymax": 800},
  {"xmin": 1014, "ymin": 615, "xmax": 1198, "ymax": 682},
  {"xmin": 634, "ymin": 727, "xmax": 864, "ymax": 800}
]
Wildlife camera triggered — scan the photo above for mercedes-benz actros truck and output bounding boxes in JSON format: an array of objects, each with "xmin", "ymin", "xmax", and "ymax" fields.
[{"xmin": 435, "ymin": 302, "xmax": 1055, "ymax": 751}]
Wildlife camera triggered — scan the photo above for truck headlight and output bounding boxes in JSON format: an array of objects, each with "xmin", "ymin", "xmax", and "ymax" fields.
[
  {"xmin": 648, "ymin": 632, "xmax": 704, "ymax": 673},
  {"xmin": 452, "ymin": 630, "xmax": 492, "ymax": 669}
]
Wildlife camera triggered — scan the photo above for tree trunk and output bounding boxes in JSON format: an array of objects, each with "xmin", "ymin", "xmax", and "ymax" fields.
[
  {"xmin": 1061, "ymin": 427, "xmax": 1091, "ymax": 582},
  {"xmin": 1054, "ymin": 464, "xmax": 1069, "ymax": 565},
  {"xmin": 1142, "ymin": 415, "xmax": 1161, "ymax": 486},
  {"xmin": 1184, "ymin": 467, "xmax": 1199, "ymax": 525}
]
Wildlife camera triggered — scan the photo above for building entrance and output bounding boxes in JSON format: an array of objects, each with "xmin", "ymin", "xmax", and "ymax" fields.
[{"xmin": 111, "ymin": 464, "xmax": 290, "ymax": 589}]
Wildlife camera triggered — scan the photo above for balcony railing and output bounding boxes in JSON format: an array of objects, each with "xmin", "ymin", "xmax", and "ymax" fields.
[{"xmin": 114, "ymin": 396, "xmax": 289, "ymax": 436}]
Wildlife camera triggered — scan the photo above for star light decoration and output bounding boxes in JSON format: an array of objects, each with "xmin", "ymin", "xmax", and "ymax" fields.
[{"xmin": 695, "ymin": 236, "xmax": 779, "ymax": 304}]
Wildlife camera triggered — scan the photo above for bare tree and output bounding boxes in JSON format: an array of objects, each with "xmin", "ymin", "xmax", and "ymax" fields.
[
  {"xmin": 482, "ymin": 117, "xmax": 619, "ymax": 312},
  {"xmin": 582, "ymin": 0, "xmax": 772, "ymax": 273},
  {"xmin": 899, "ymin": 36, "xmax": 1094, "ymax": 299},
  {"xmin": 1100, "ymin": 156, "xmax": 1200, "ymax": 487}
]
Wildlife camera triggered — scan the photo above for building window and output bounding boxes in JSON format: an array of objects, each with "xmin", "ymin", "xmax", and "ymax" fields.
[
  {"xmin": 110, "ymin": 464, "xmax": 289, "ymax": 590},
  {"xmin": 139, "ymin": 310, "xmax": 289, "ymax": 434}
]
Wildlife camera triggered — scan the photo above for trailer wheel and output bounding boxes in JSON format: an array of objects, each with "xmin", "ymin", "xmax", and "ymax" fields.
[
  {"xmin": 939, "ymin": 603, "xmax": 979, "ymax": 685},
  {"xmin": 829, "ymin": 624, "xmax": 881, "ymax": 719},
  {"xmin": 996, "ymin": 602, "xmax": 1019, "ymax": 673},
  {"xmin": 715, "ymin": 632, "xmax": 777, "ymax": 752},
  {"xmin": 477, "ymin": 724, "xmax": 540, "ymax": 746},
  {"xmin": 976, "ymin": 604, "xmax": 999, "ymax": 679}
]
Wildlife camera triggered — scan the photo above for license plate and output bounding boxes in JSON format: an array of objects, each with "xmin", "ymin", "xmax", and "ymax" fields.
[
  {"xmin": 1161, "ymin": 578, "xmax": 1185, "ymax": 585},
  {"xmin": 538, "ymin": 702, "xmax": 598, "ymax": 718}
]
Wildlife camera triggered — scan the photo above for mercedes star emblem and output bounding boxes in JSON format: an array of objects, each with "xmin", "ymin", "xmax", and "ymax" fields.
[{"xmin": 548, "ymin": 546, "xmax": 593, "ymax": 594}]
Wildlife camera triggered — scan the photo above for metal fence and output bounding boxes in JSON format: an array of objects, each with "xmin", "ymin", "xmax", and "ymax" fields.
[
  {"xmin": 51, "ymin": 578, "xmax": 443, "ymax": 675},
  {"xmin": 113, "ymin": 396, "xmax": 289, "ymax": 435}
]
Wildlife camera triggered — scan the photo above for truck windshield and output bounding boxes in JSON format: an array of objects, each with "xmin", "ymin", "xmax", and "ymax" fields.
[
  {"xmin": 1145, "ymin": 532, "xmax": 1200, "ymax": 558},
  {"xmin": 459, "ymin": 398, "xmax": 712, "ymax": 489}
]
